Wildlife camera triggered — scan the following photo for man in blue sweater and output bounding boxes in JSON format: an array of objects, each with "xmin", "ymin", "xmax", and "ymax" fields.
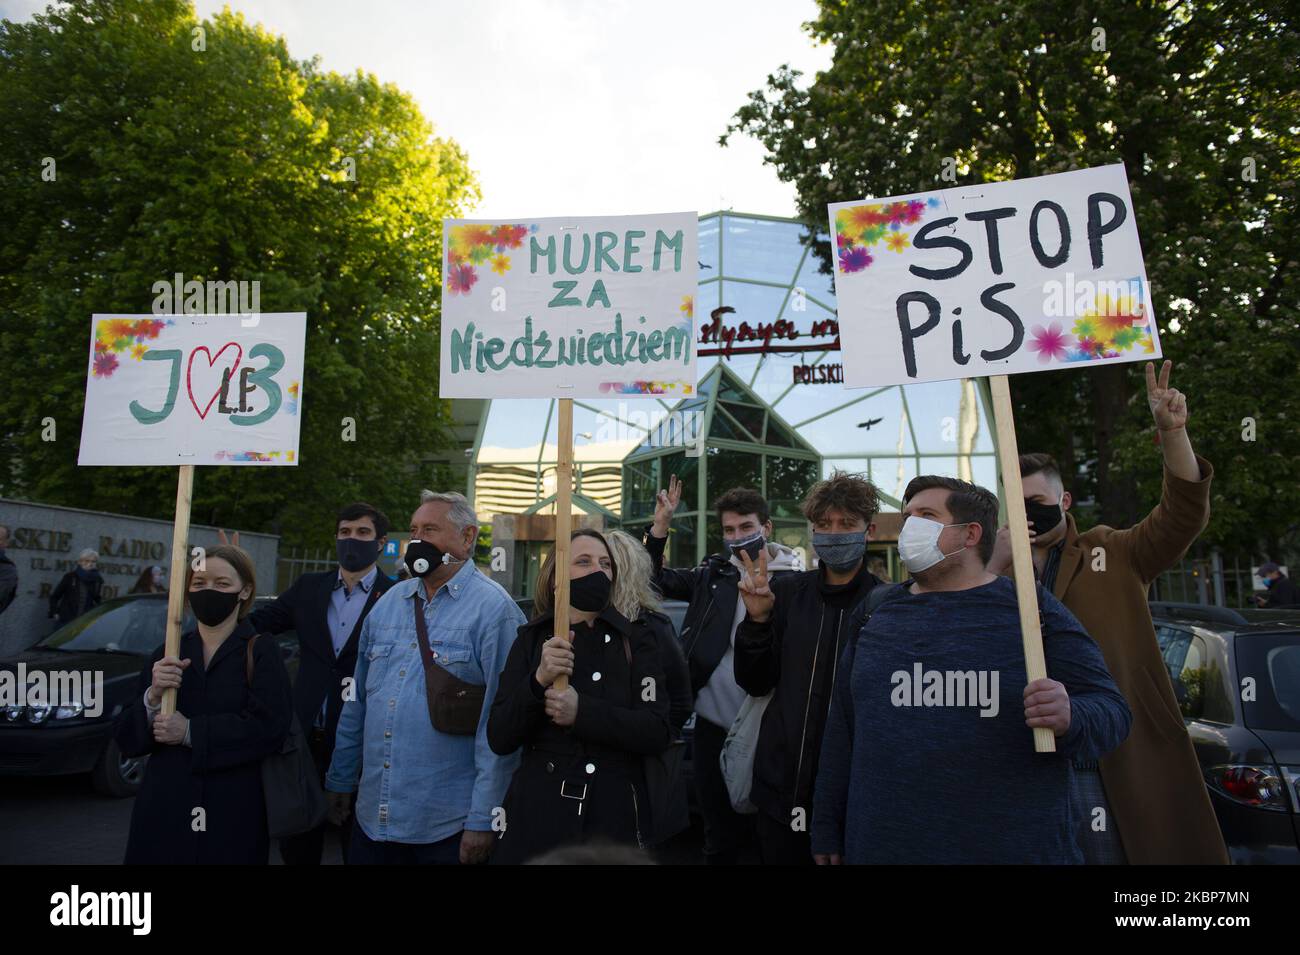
[{"xmin": 811, "ymin": 476, "xmax": 1131, "ymax": 864}]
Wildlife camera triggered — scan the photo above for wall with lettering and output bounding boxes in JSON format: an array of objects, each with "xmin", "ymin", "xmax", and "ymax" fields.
[{"xmin": 0, "ymin": 499, "xmax": 278, "ymax": 657}]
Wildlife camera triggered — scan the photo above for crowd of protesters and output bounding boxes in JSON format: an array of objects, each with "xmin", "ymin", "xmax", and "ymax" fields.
[{"xmin": 108, "ymin": 361, "xmax": 1271, "ymax": 864}]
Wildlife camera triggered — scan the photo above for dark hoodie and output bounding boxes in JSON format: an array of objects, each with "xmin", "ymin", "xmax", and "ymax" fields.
[{"xmin": 734, "ymin": 562, "xmax": 880, "ymax": 826}]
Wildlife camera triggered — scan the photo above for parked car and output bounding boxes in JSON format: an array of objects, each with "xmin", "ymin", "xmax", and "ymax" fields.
[
  {"xmin": 1149, "ymin": 602, "xmax": 1300, "ymax": 864},
  {"xmin": 0, "ymin": 593, "xmax": 298, "ymax": 798}
]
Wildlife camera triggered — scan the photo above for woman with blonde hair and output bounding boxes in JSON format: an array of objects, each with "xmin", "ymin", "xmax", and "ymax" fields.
[
  {"xmin": 604, "ymin": 530, "xmax": 694, "ymax": 848},
  {"xmin": 604, "ymin": 530, "xmax": 692, "ymax": 737},
  {"xmin": 488, "ymin": 528, "xmax": 671, "ymax": 863}
]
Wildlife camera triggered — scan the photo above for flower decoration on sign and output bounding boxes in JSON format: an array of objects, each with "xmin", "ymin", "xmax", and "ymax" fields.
[
  {"xmin": 598, "ymin": 380, "xmax": 694, "ymax": 396},
  {"xmin": 91, "ymin": 317, "xmax": 167, "ymax": 377},
  {"xmin": 834, "ymin": 198, "xmax": 935, "ymax": 274},
  {"xmin": 1028, "ymin": 323, "xmax": 1071, "ymax": 363},
  {"xmin": 1038, "ymin": 279, "xmax": 1151, "ymax": 364},
  {"xmin": 445, "ymin": 223, "xmax": 533, "ymax": 296},
  {"xmin": 214, "ymin": 450, "xmax": 295, "ymax": 462}
]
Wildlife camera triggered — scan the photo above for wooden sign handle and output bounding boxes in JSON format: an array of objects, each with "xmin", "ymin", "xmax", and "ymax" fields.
[
  {"xmin": 552, "ymin": 399, "xmax": 574, "ymax": 692},
  {"xmin": 989, "ymin": 376, "xmax": 1055, "ymax": 754},
  {"xmin": 161, "ymin": 464, "xmax": 195, "ymax": 717}
]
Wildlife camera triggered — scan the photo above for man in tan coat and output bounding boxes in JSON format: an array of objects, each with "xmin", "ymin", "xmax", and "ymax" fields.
[{"xmin": 990, "ymin": 360, "xmax": 1228, "ymax": 864}]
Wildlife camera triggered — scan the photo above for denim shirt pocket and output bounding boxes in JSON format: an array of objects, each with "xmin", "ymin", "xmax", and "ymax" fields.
[
  {"xmin": 364, "ymin": 642, "xmax": 395, "ymax": 696},
  {"xmin": 429, "ymin": 629, "xmax": 481, "ymax": 684}
]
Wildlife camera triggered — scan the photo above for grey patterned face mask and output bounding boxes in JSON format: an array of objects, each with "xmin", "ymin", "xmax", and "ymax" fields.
[
  {"xmin": 812, "ymin": 531, "xmax": 866, "ymax": 572},
  {"xmin": 728, "ymin": 531, "xmax": 766, "ymax": 563}
]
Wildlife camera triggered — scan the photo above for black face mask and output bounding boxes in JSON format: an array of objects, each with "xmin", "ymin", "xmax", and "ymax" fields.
[
  {"xmin": 1024, "ymin": 498, "xmax": 1064, "ymax": 536},
  {"xmin": 337, "ymin": 537, "xmax": 380, "ymax": 573},
  {"xmin": 189, "ymin": 588, "xmax": 241, "ymax": 627},
  {"xmin": 568, "ymin": 570, "xmax": 611, "ymax": 613},
  {"xmin": 728, "ymin": 531, "xmax": 766, "ymax": 563},
  {"xmin": 404, "ymin": 539, "xmax": 451, "ymax": 578}
]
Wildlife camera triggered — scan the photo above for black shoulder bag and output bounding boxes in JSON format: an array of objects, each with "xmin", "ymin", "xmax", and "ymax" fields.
[{"xmin": 244, "ymin": 635, "xmax": 327, "ymax": 839}]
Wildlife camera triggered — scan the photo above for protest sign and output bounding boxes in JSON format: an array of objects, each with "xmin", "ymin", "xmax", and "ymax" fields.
[
  {"xmin": 77, "ymin": 312, "xmax": 307, "ymax": 714},
  {"xmin": 78, "ymin": 313, "xmax": 306, "ymax": 466},
  {"xmin": 439, "ymin": 213, "xmax": 698, "ymax": 399},
  {"xmin": 829, "ymin": 165, "xmax": 1156, "ymax": 751},
  {"xmin": 829, "ymin": 163, "xmax": 1158, "ymax": 388},
  {"xmin": 440, "ymin": 212, "xmax": 698, "ymax": 685}
]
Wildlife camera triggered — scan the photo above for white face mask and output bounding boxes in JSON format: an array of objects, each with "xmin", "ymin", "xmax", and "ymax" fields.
[{"xmin": 897, "ymin": 515, "xmax": 969, "ymax": 574}]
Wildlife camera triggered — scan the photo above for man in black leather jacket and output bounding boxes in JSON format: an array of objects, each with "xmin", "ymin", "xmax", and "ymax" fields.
[
  {"xmin": 643, "ymin": 478, "xmax": 799, "ymax": 864},
  {"xmin": 735, "ymin": 471, "xmax": 883, "ymax": 865}
]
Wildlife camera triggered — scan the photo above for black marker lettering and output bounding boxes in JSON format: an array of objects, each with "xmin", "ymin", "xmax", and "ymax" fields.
[
  {"xmin": 1086, "ymin": 192, "xmax": 1127, "ymax": 269},
  {"xmin": 978, "ymin": 283, "xmax": 1024, "ymax": 361},
  {"xmin": 897, "ymin": 291, "xmax": 942, "ymax": 378},
  {"xmin": 1029, "ymin": 200, "xmax": 1071, "ymax": 268},
  {"xmin": 909, "ymin": 218, "xmax": 973, "ymax": 280},
  {"xmin": 964, "ymin": 207, "xmax": 1017, "ymax": 275}
]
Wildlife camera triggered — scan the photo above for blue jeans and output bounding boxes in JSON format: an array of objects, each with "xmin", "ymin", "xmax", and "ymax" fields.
[{"xmin": 349, "ymin": 825, "xmax": 462, "ymax": 865}]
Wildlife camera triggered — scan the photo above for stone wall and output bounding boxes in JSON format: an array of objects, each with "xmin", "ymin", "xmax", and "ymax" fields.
[{"xmin": 0, "ymin": 498, "xmax": 278, "ymax": 657}]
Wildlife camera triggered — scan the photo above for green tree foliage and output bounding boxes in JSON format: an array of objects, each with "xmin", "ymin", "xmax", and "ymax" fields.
[
  {"xmin": 724, "ymin": 0, "xmax": 1299, "ymax": 557},
  {"xmin": 0, "ymin": 0, "xmax": 478, "ymax": 547}
]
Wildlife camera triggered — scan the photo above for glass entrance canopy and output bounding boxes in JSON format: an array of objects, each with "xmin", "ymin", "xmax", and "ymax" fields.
[{"xmin": 465, "ymin": 211, "xmax": 998, "ymax": 562}]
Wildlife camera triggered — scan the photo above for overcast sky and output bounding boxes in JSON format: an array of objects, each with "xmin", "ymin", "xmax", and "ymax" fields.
[{"xmin": 2, "ymin": 0, "xmax": 832, "ymax": 218}]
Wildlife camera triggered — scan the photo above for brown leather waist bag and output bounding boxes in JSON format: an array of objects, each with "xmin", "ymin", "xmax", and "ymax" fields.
[{"xmin": 411, "ymin": 596, "xmax": 485, "ymax": 735}]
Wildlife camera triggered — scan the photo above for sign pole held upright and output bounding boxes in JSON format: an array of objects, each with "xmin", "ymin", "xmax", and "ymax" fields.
[
  {"xmin": 989, "ymin": 375, "xmax": 1055, "ymax": 753},
  {"xmin": 161, "ymin": 463, "xmax": 194, "ymax": 717},
  {"xmin": 552, "ymin": 399, "xmax": 574, "ymax": 692}
]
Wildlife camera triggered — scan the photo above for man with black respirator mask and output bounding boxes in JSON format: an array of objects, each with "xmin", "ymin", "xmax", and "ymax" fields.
[
  {"xmin": 734, "ymin": 470, "xmax": 883, "ymax": 865},
  {"xmin": 325, "ymin": 491, "xmax": 523, "ymax": 865},
  {"xmin": 243, "ymin": 502, "xmax": 395, "ymax": 864}
]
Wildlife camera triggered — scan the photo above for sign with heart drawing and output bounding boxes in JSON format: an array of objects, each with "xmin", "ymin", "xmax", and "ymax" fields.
[{"xmin": 77, "ymin": 313, "xmax": 306, "ymax": 466}]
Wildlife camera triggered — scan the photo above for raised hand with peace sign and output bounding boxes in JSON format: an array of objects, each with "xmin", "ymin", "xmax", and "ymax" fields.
[
  {"xmin": 1145, "ymin": 360, "xmax": 1187, "ymax": 432},
  {"xmin": 738, "ymin": 547, "xmax": 775, "ymax": 623},
  {"xmin": 1143, "ymin": 360, "xmax": 1199, "ymax": 482},
  {"xmin": 650, "ymin": 473, "xmax": 683, "ymax": 538}
]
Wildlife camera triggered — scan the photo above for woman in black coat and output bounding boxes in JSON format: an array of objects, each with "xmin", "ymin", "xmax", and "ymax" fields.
[
  {"xmin": 116, "ymin": 545, "xmax": 290, "ymax": 864},
  {"xmin": 49, "ymin": 550, "xmax": 103, "ymax": 625},
  {"xmin": 488, "ymin": 529, "xmax": 672, "ymax": 864}
]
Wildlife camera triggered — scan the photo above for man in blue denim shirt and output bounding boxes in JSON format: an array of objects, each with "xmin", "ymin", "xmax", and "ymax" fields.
[{"xmin": 326, "ymin": 491, "xmax": 525, "ymax": 864}]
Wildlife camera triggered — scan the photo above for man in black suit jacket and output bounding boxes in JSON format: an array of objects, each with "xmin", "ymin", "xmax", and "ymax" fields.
[{"xmin": 247, "ymin": 502, "xmax": 395, "ymax": 864}]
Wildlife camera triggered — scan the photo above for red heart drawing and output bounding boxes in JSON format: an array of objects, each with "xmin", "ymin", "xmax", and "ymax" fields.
[{"xmin": 187, "ymin": 343, "xmax": 243, "ymax": 420}]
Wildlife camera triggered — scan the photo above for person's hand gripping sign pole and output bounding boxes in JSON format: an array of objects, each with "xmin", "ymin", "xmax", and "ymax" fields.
[
  {"xmin": 828, "ymin": 165, "xmax": 1160, "ymax": 753},
  {"xmin": 76, "ymin": 312, "xmax": 307, "ymax": 718}
]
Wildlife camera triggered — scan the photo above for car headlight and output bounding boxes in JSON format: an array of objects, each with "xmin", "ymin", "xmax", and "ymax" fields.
[
  {"xmin": 26, "ymin": 706, "xmax": 51, "ymax": 724},
  {"xmin": 4, "ymin": 705, "xmax": 24, "ymax": 722},
  {"xmin": 53, "ymin": 702, "xmax": 85, "ymax": 720}
]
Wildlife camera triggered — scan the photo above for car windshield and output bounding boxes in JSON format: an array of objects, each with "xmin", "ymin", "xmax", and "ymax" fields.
[
  {"xmin": 37, "ymin": 597, "xmax": 191, "ymax": 656},
  {"xmin": 1235, "ymin": 631, "xmax": 1300, "ymax": 732}
]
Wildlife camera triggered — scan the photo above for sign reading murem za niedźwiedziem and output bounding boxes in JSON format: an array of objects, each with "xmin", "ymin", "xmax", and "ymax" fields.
[{"xmin": 439, "ymin": 212, "xmax": 698, "ymax": 399}]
